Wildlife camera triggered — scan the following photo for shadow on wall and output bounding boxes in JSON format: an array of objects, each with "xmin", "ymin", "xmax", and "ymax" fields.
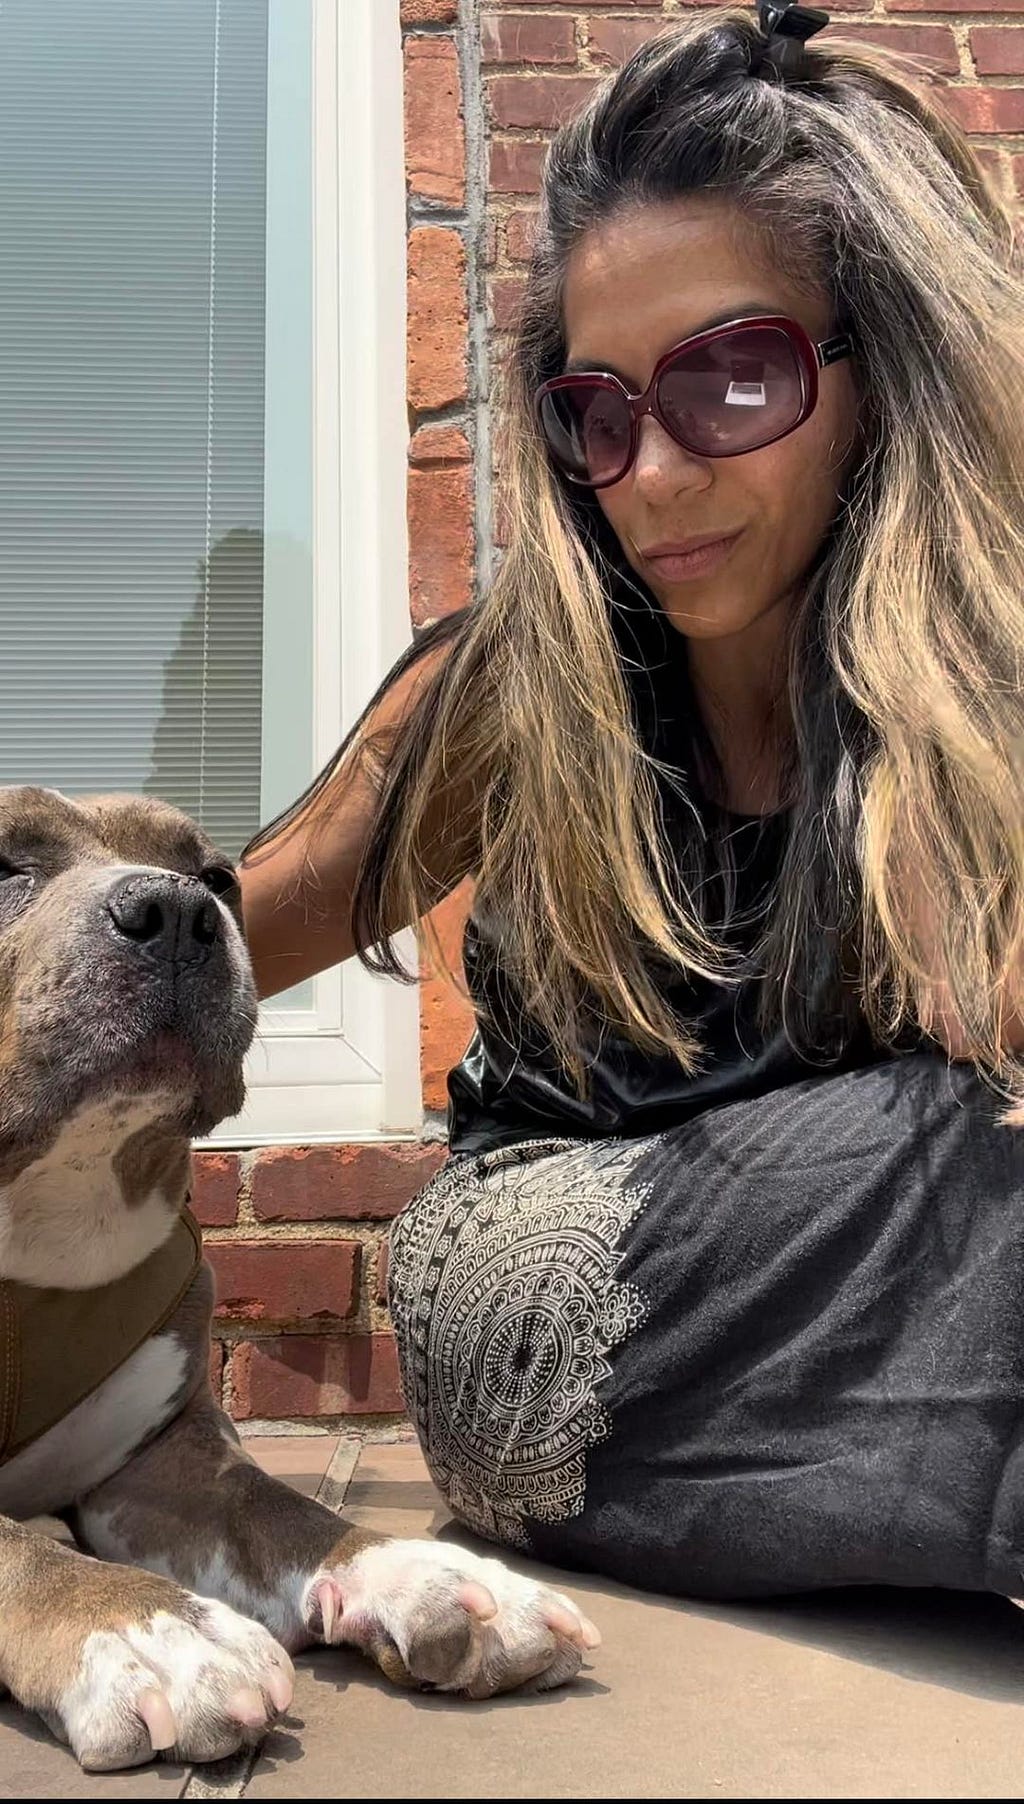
[{"xmin": 146, "ymin": 526, "xmax": 263, "ymax": 858}]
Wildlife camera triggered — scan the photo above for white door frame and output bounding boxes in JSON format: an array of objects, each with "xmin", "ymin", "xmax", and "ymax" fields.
[{"xmin": 208, "ymin": 0, "xmax": 421, "ymax": 1147}]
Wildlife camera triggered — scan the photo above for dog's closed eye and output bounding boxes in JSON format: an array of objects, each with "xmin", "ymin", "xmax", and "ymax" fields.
[
  {"xmin": 0, "ymin": 858, "xmax": 34, "ymax": 921},
  {"xmin": 199, "ymin": 864, "xmax": 239, "ymax": 900}
]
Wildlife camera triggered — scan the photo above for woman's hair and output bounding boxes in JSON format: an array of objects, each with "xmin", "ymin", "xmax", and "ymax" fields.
[{"xmin": 245, "ymin": 6, "xmax": 1024, "ymax": 1093}]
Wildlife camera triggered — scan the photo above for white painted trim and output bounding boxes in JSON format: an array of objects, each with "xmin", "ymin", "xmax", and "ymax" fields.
[{"xmin": 206, "ymin": 0, "xmax": 420, "ymax": 1146}]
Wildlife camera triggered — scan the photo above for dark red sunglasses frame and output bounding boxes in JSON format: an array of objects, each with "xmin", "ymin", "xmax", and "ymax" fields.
[{"xmin": 535, "ymin": 313, "xmax": 853, "ymax": 489}]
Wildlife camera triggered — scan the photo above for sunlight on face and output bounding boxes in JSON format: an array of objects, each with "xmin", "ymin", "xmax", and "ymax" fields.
[{"xmin": 562, "ymin": 197, "xmax": 859, "ymax": 647}]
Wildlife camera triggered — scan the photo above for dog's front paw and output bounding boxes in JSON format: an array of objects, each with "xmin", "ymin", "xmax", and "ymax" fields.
[
  {"xmin": 14, "ymin": 1552, "xmax": 294, "ymax": 1771},
  {"xmin": 54, "ymin": 1595, "xmax": 294, "ymax": 1770},
  {"xmin": 303, "ymin": 1539, "xmax": 599, "ymax": 1698}
]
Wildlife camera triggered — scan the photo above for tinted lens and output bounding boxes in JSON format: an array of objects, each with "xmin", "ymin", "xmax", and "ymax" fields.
[
  {"xmin": 539, "ymin": 381, "xmax": 632, "ymax": 485},
  {"xmin": 657, "ymin": 325, "xmax": 807, "ymax": 456}
]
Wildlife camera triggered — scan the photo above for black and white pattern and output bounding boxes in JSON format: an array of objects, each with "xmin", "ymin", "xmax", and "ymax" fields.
[
  {"xmin": 389, "ymin": 1138, "xmax": 652, "ymax": 1549},
  {"xmin": 392, "ymin": 1059, "xmax": 1024, "ymax": 1605}
]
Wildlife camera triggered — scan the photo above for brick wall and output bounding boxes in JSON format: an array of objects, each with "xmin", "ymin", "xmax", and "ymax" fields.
[
  {"xmin": 205, "ymin": 0, "xmax": 1024, "ymax": 1430},
  {"xmin": 482, "ymin": 2, "xmax": 1024, "ymax": 333},
  {"xmin": 197, "ymin": 1143, "xmax": 446, "ymax": 1424}
]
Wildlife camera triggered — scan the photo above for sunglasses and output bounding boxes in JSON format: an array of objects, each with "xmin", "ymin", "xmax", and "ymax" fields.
[{"xmin": 535, "ymin": 314, "xmax": 853, "ymax": 490}]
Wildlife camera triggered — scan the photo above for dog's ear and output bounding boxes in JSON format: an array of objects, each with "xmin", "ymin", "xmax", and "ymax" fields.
[{"xmin": 198, "ymin": 861, "xmax": 245, "ymax": 937}]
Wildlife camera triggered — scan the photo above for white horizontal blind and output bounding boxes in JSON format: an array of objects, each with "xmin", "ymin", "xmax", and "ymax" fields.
[{"xmin": 0, "ymin": 0, "xmax": 269, "ymax": 858}]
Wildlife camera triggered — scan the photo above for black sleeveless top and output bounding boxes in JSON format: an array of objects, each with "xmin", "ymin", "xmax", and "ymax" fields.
[{"xmin": 447, "ymin": 599, "xmax": 888, "ymax": 1155}]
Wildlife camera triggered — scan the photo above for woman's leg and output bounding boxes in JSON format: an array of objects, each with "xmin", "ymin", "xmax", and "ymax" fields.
[{"xmin": 389, "ymin": 1056, "xmax": 1024, "ymax": 1600}]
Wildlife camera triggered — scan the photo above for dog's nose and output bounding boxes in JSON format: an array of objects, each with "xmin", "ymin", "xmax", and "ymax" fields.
[{"xmin": 105, "ymin": 872, "xmax": 221, "ymax": 964}]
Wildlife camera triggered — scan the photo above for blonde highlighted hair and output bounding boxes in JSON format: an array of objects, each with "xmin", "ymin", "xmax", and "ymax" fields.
[{"xmin": 246, "ymin": 8, "xmax": 1024, "ymax": 1095}]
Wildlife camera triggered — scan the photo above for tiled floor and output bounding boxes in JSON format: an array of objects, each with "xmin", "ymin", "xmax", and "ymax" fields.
[{"xmin": 4, "ymin": 1437, "xmax": 1024, "ymax": 1798}]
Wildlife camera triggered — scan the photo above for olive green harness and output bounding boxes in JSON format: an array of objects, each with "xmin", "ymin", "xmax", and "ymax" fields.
[{"xmin": 0, "ymin": 1208, "xmax": 203, "ymax": 1467}]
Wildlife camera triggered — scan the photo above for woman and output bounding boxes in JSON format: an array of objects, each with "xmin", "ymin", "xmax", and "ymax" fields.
[{"xmin": 241, "ymin": 4, "xmax": 1024, "ymax": 1604}]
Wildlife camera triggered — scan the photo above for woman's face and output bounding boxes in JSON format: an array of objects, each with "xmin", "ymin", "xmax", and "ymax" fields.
[{"xmin": 561, "ymin": 198, "xmax": 859, "ymax": 646}]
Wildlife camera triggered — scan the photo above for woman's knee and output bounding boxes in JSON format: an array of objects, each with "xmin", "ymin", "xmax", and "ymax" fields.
[{"xmin": 387, "ymin": 1139, "xmax": 654, "ymax": 1549}]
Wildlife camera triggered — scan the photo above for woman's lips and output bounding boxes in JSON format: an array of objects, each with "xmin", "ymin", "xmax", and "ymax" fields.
[{"xmin": 639, "ymin": 532, "xmax": 742, "ymax": 582}]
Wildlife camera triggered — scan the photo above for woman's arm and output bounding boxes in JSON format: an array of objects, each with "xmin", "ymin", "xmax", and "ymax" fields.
[{"xmin": 239, "ymin": 645, "xmax": 475, "ymax": 1000}]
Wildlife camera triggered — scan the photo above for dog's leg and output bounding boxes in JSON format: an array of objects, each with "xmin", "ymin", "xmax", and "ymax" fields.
[
  {"xmin": 74, "ymin": 1394, "xmax": 598, "ymax": 1697},
  {"xmin": 0, "ymin": 1508, "xmax": 293, "ymax": 1770}
]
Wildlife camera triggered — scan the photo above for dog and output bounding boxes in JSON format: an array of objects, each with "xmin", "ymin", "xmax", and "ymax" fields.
[{"xmin": 0, "ymin": 786, "xmax": 598, "ymax": 1772}]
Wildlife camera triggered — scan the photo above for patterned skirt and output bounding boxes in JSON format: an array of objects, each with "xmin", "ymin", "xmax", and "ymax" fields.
[{"xmin": 389, "ymin": 1054, "xmax": 1024, "ymax": 1600}]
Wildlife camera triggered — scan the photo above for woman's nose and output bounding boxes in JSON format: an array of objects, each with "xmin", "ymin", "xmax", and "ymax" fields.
[{"xmin": 631, "ymin": 414, "xmax": 712, "ymax": 498}]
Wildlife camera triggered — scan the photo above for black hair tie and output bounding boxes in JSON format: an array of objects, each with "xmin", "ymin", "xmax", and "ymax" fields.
[{"xmin": 754, "ymin": 1, "xmax": 830, "ymax": 73}]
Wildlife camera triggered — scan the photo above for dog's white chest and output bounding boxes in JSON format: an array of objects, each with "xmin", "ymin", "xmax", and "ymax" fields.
[{"xmin": 0, "ymin": 1093, "xmax": 184, "ymax": 1288}]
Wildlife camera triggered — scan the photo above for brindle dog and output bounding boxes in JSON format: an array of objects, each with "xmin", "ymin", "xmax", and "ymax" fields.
[{"xmin": 0, "ymin": 788, "xmax": 597, "ymax": 1772}]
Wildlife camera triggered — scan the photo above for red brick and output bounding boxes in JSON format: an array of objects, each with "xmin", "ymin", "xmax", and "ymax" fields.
[
  {"xmin": 490, "ymin": 137, "xmax": 548, "ymax": 194},
  {"xmin": 490, "ymin": 276, "xmax": 526, "ymax": 332},
  {"xmin": 589, "ymin": 17, "xmax": 673, "ymax": 66},
  {"xmin": 251, "ymin": 1143, "xmax": 446, "ymax": 1223},
  {"xmin": 190, "ymin": 1152, "xmax": 238, "ymax": 1228},
  {"xmin": 401, "ymin": 0, "xmax": 456, "ymax": 21},
  {"xmin": 408, "ymin": 460, "xmax": 474, "ymax": 625},
  {"xmin": 939, "ymin": 88, "xmax": 1024, "ymax": 136},
  {"xmin": 491, "ymin": 0, "xmax": 696, "ymax": 6},
  {"xmin": 835, "ymin": 24, "xmax": 958, "ymax": 75},
  {"xmin": 504, "ymin": 0, "xmax": 862, "ymax": 5},
  {"xmin": 376, "ymin": 1241, "xmax": 390, "ymax": 1309},
  {"xmin": 505, "ymin": 208, "xmax": 538, "ymax": 262},
  {"xmin": 420, "ymin": 882, "xmax": 474, "ymax": 1113},
  {"xmin": 404, "ymin": 36, "xmax": 465, "ymax": 206},
  {"xmin": 890, "ymin": 0, "xmax": 1024, "ymax": 12},
  {"xmin": 1012, "ymin": 154, "xmax": 1024, "ymax": 196},
  {"xmin": 209, "ymin": 1340, "xmax": 224, "ymax": 1404},
  {"xmin": 489, "ymin": 74, "xmax": 598, "ymax": 130},
  {"xmin": 409, "ymin": 423, "xmax": 471, "ymax": 466},
  {"xmin": 482, "ymin": 12, "xmax": 576, "ymax": 66},
  {"xmin": 971, "ymin": 28, "xmax": 1024, "ymax": 77},
  {"xmin": 493, "ymin": 493, "xmax": 511, "ymax": 550},
  {"xmin": 969, "ymin": 145, "xmax": 1012, "ymax": 206},
  {"xmin": 232, "ymin": 1334, "xmax": 405, "ymax": 1419},
  {"xmin": 208, "ymin": 1240, "xmax": 360, "ymax": 1324},
  {"xmin": 407, "ymin": 226, "xmax": 467, "ymax": 412}
]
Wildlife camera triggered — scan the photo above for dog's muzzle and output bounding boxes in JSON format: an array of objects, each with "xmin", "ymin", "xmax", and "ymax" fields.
[{"xmin": 105, "ymin": 873, "xmax": 222, "ymax": 968}]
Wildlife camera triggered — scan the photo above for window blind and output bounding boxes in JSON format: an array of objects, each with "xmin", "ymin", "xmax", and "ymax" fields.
[{"xmin": 0, "ymin": 0, "xmax": 269, "ymax": 857}]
